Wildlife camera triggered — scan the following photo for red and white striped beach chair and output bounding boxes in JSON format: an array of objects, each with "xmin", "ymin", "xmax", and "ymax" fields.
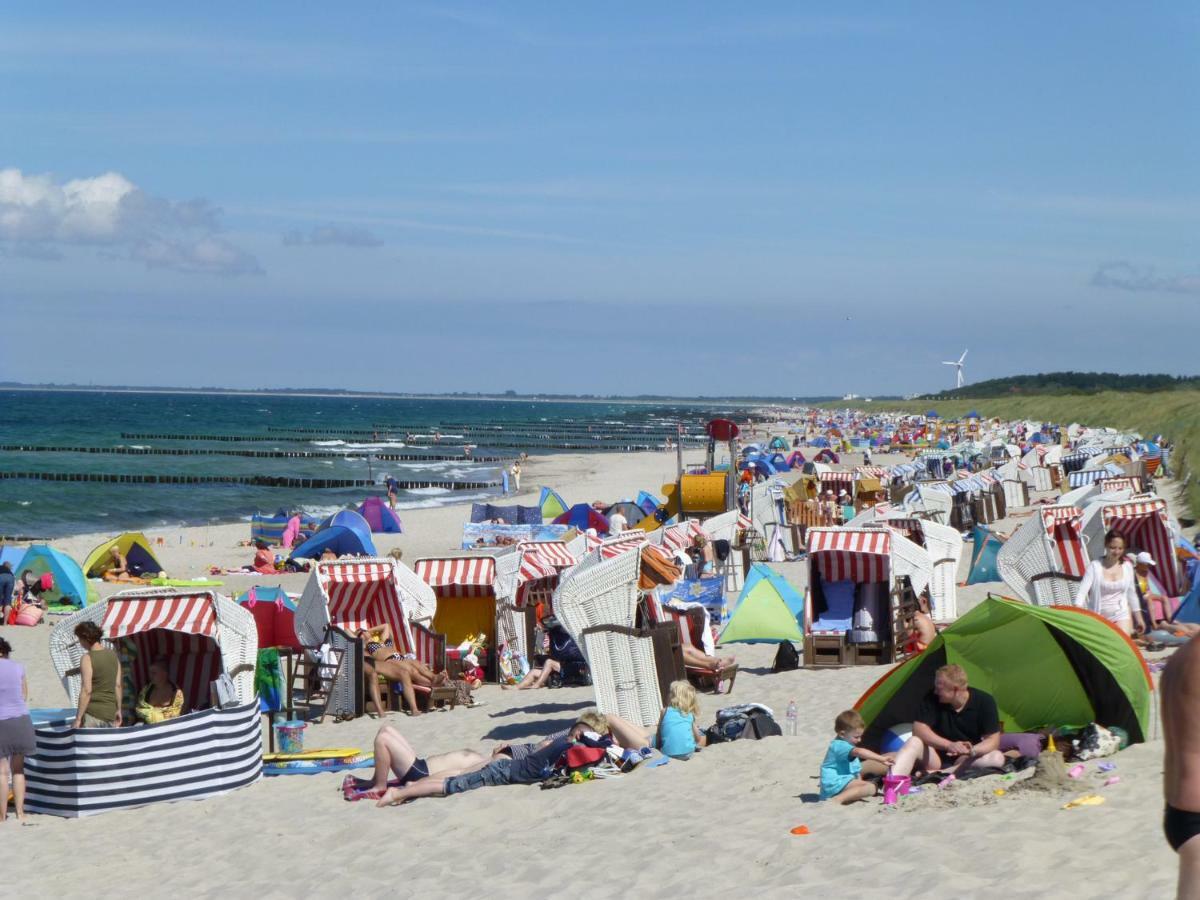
[{"xmin": 664, "ymin": 604, "xmax": 737, "ymax": 694}]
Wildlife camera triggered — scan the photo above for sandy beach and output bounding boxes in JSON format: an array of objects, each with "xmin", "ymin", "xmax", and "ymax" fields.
[{"xmin": 0, "ymin": 447, "xmax": 1182, "ymax": 899}]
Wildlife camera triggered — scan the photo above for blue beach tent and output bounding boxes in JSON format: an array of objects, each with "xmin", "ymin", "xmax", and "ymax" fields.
[
  {"xmin": 717, "ymin": 563, "xmax": 805, "ymax": 645},
  {"xmin": 17, "ymin": 545, "xmax": 91, "ymax": 607},
  {"xmin": 290, "ymin": 510, "xmax": 376, "ymax": 560}
]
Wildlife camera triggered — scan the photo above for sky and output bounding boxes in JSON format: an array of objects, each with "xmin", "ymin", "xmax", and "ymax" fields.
[{"xmin": 1, "ymin": 3, "xmax": 1197, "ymax": 396}]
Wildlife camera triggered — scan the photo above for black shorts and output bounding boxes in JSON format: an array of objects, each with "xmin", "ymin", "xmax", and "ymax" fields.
[
  {"xmin": 400, "ymin": 757, "xmax": 430, "ymax": 786},
  {"xmin": 1165, "ymin": 804, "xmax": 1200, "ymax": 852}
]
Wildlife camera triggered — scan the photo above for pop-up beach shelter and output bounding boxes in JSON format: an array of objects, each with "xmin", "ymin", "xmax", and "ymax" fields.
[
  {"xmin": 966, "ymin": 525, "xmax": 1005, "ymax": 584},
  {"xmin": 717, "ymin": 563, "xmax": 805, "ymax": 645},
  {"xmin": 855, "ymin": 596, "xmax": 1152, "ymax": 747},
  {"xmin": 539, "ymin": 486, "xmax": 569, "ymax": 521},
  {"xmin": 1172, "ymin": 577, "xmax": 1200, "ymax": 625},
  {"xmin": 358, "ymin": 496, "xmax": 404, "ymax": 533},
  {"xmin": 17, "ymin": 546, "xmax": 91, "ymax": 607},
  {"xmin": 0, "ymin": 545, "xmax": 25, "ymax": 570},
  {"xmin": 554, "ymin": 503, "xmax": 610, "ymax": 534},
  {"xmin": 290, "ymin": 510, "xmax": 376, "ymax": 560},
  {"xmin": 635, "ymin": 491, "xmax": 663, "ymax": 516},
  {"xmin": 82, "ymin": 532, "xmax": 163, "ymax": 578}
]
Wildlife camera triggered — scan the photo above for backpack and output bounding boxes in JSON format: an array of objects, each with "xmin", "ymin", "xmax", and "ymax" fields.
[
  {"xmin": 772, "ymin": 641, "xmax": 800, "ymax": 672},
  {"xmin": 705, "ymin": 704, "xmax": 782, "ymax": 744}
]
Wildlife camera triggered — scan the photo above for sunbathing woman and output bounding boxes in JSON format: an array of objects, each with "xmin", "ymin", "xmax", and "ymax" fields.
[
  {"xmin": 134, "ymin": 658, "xmax": 186, "ymax": 724},
  {"xmin": 358, "ymin": 624, "xmax": 448, "ymax": 716}
]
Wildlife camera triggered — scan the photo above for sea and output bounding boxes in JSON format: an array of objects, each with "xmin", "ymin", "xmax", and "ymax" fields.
[{"xmin": 0, "ymin": 390, "xmax": 738, "ymax": 538}]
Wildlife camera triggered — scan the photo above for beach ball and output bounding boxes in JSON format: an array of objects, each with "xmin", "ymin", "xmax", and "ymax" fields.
[{"xmin": 881, "ymin": 722, "xmax": 913, "ymax": 754}]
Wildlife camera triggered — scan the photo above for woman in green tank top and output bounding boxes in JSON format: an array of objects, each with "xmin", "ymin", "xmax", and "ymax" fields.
[{"xmin": 72, "ymin": 621, "xmax": 123, "ymax": 728}]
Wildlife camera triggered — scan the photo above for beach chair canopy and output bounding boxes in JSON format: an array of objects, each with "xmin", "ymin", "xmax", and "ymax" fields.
[
  {"xmin": 1101, "ymin": 499, "xmax": 1181, "ymax": 595},
  {"xmin": 855, "ymin": 597, "xmax": 1152, "ymax": 747},
  {"xmin": 358, "ymin": 496, "xmax": 405, "ymax": 533},
  {"xmin": 290, "ymin": 510, "xmax": 376, "ymax": 560},
  {"xmin": 296, "ymin": 559, "xmax": 418, "ymax": 650},
  {"xmin": 49, "ymin": 588, "xmax": 258, "ymax": 711},
  {"xmin": 717, "ymin": 563, "xmax": 805, "ymax": 645},
  {"xmin": 82, "ymin": 532, "xmax": 163, "ymax": 578},
  {"xmin": 17, "ymin": 545, "xmax": 91, "ymax": 608}
]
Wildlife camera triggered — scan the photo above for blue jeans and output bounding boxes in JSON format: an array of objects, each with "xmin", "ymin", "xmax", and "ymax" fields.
[{"xmin": 444, "ymin": 758, "xmax": 514, "ymax": 795}]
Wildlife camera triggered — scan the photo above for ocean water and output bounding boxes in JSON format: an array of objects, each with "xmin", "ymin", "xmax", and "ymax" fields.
[{"xmin": 0, "ymin": 390, "xmax": 719, "ymax": 537}]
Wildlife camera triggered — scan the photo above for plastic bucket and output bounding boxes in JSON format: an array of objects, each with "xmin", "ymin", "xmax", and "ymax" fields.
[{"xmin": 275, "ymin": 720, "xmax": 307, "ymax": 754}]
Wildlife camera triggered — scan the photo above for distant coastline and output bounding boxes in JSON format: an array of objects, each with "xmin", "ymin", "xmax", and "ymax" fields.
[{"xmin": 0, "ymin": 383, "xmax": 856, "ymax": 405}]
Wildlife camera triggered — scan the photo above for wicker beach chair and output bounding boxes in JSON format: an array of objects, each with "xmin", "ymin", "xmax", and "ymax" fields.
[{"xmin": 553, "ymin": 546, "xmax": 663, "ymax": 727}]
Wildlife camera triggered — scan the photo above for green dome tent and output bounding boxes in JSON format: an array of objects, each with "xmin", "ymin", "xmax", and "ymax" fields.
[
  {"xmin": 855, "ymin": 596, "xmax": 1152, "ymax": 747},
  {"xmin": 717, "ymin": 563, "xmax": 805, "ymax": 645}
]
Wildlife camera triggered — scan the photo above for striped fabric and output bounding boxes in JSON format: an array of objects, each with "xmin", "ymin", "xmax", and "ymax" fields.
[
  {"xmin": 820, "ymin": 471, "xmax": 855, "ymax": 489},
  {"xmin": 414, "ymin": 557, "xmax": 497, "ymax": 598},
  {"xmin": 103, "ymin": 593, "xmax": 217, "ymax": 639},
  {"xmin": 321, "ymin": 561, "xmax": 415, "ymax": 652},
  {"xmin": 514, "ymin": 552, "xmax": 558, "ymax": 607},
  {"xmin": 661, "ymin": 521, "xmax": 706, "ymax": 551},
  {"xmin": 120, "ymin": 630, "xmax": 222, "ymax": 713},
  {"xmin": 584, "ymin": 533, "xmax": 603, "ymax": 551},
  {"xmin": 1100, "ymin": 477, "xmax": 1140, "ymax": 494},
  {"xmin": 599, "ymin": 535, "xmax": 647, "ymax": 559},
  {"xmin": 24, "ymin": 700, "xmax": 261, "ymax": 818},
  {"xmin": 807, "ymin": 529, "xmax": 891, "ymax": 583},
  {"xmin": 737, "ymin": 512, "xmax": 755, "ymax": 531},
  {"xmin": 519, "ymin": 541, "xmax": 575, "ymax": 569},
  {"xmin": 1102, "ymin": 499, "xmax": 1181, "ymax": 595},
  {"xmin": 666, "ymin": 607, "xmax": 700, "ymax": 652},
  {"xmin": 854, "ymin": 466, "xmax": 889, "ymax": 479},
  {"xmin": 1041, "ymin": 507, "xmax": 1087, "ymax": 578}
]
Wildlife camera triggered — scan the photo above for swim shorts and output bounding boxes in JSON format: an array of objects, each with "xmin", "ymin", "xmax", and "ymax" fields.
[{"xmin": 1165, "ymin": 804, "xmax": 1200, "ymax": 851}]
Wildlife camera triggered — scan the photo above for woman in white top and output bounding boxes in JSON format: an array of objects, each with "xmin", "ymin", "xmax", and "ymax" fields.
[{"xmin": 1074, "ymin": 529, "xmax": 1143, "ymax": 635}]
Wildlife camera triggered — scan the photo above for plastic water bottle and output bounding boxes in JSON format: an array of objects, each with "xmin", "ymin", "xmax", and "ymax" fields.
[{"xmin": 785, "ymin": 699, "xmax": 798, "ymax": 736}]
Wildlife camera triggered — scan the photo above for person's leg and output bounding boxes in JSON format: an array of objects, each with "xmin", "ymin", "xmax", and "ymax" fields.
[
  {"xmin": 891, "ymin": 736, "xmax": 942, "ymax": 777},
  {"xmin": 836, "ymin": 779, "xmax": 877, "ymax": 805},
  {"xmin": 377, "ymin": 660, "xmax": 421, "ymax": 715},
  {"xmin": 958, "ymin": 750, "xmax": 1007, "ymax": 772},
  {"xmin": 1114, "ymin": 617, "xmax": 1133, "ymax": 636},
  {"xmin": 11, "ymin": 754, "xmax": 27, "ymax": 822},
  {"xmin": 519, "ymin": 660, "xmax": 560, "ymax": 690},
  {"xmin": 1180, "ymin": 836, "xmax": 1200, "ymax": 900},
  {"xmin": 0, "ymin": 756, "xmax": 8, "ymax": 822},
  {"xmin": 377, "ymin": 777, "xmax": 449, "ymax": 807},
  {"xmin": 362, "ymin": 664, "xmax": 386, "ymax": 718},
  {"xmin": 682, "ymin": 644, "xmax": 735, "ymax": 670},
  {"xmin": 859, "ymin": 759, "xmax": 889, "ymax": 778},
  {"xmin": 371, "ymin": 725, "xmax": 418, "ymax": 789},
  {"xmin": 606, "ymin": 714, "xmax": 653, "ymax": 750}
]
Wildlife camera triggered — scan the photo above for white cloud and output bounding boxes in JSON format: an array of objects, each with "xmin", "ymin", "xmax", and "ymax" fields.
[
  {"xmin": 1091, "ymin": 261, "xmax": 1200, "ymax": 296},
  {"xmin": 0, "ymin": 167, "xmax": 259, "ymax": 275},
  {"xmin": 132, "ymin": 236, "xmax": 262, "ymax": 276}
]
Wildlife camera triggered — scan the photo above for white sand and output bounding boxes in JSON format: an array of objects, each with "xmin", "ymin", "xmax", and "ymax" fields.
[{"xmin": 0, "ymin": 448, "xmax": 1181, "ymax": 898}]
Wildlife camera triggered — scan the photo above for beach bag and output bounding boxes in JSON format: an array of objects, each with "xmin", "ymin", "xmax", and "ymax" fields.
[
  {"xmin": 706, "ymin": 704, "xmax": 781, "ymax": 743},
  {"xmin": 772, "ymin": 641, "xmax": 800, "ymax": 672}
]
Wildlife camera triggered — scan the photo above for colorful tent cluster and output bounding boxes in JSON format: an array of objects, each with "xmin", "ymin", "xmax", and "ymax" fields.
[
  {"xmin": 553, "ymin": 503, "xmax": 610, "ymax": 533},
  {"xmin": 856, "ymin": 597, "xmax": 1152, "ymax": 746}
]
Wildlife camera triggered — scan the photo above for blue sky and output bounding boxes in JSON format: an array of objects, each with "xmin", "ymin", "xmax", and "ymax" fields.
[{"xmin": 1, "ymin": 3, "xmax": 1197, "ymax": 395}]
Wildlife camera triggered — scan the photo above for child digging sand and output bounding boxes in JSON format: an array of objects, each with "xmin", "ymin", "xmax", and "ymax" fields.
[{"xmin": 820, "ymin": 710, "xmax": 894, "ymax": 804}]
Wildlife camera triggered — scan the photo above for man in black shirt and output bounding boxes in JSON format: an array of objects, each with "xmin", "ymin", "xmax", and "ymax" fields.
[{"xmin": 892, "ymin": 664, "xmax": 1005, "ymax": 778}]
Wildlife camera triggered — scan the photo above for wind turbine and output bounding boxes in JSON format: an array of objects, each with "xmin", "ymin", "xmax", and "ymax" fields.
[{"xmin": 942, "ymin": 349, "xmax": 967, "ymax": 389}]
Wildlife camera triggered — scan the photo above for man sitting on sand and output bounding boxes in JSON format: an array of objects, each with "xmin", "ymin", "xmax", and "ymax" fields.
[
  {"xmin": 373, "ymin": 711, "xmax": 610, "ymax": 807},
  {"xmin": 890, "ymin": 664, "xmax": 1006, "ymax": 781},
  {"xmin": 1162, "ymin": 632, "xmax": 1200, "ymax": 899}
]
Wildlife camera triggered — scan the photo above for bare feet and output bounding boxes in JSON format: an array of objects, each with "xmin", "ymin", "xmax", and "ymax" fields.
[{"xmin": 376, "ymin": 787, "xmax": 405, "ymax": 807}]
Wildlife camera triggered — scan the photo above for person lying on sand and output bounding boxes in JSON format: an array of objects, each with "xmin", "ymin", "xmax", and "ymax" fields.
[
  {"xmin": 342, "ymin": 724, "xmax": 489, "ymax": 801},
  {"xmin": 373, "ymin": 711, "xmax": 609, "ymax": 808},
  {"xmin": 890, "ymin": 664, "xmax": 1006, "ymax": 782}
]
